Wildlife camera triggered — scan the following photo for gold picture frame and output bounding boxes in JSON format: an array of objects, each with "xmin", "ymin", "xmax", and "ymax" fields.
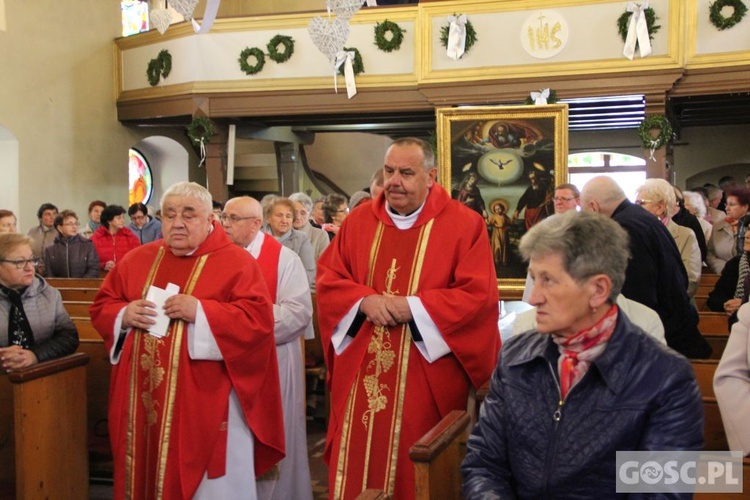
[{"xmin": 436, "ymin": 104, "xmax": 569, "ymax": 293}]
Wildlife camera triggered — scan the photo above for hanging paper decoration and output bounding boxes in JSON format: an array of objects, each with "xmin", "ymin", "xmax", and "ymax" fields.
[
  {"xmin": 307, "ymin": 0, "xmax": 363, "ymax": 99},
  {"xmin": 150, "ymin": 8, "xmax": 172, "ymax": 35},
  {"xmin": 170, "ymin": 0, "xmax": 199, "ymax": 21},
  {"xmin": 327, "ymin": 0, "xmax": 363, "ymax": 21},
  {"xmin": 334, "ymin": 50, "xmax": 357, "ymax": 99},
  {"xmin": 621, "ymin": 2, "xmax": 656, "ymax": 60},
  {"xmin": 445, "ymin": 14, "xmax": 467, "ymax": 60},
  {"xmin": 308, "ymin": 16, "xmax": 350, "ymax": 63},
  {"xmin": 531, "ymin": 89, "xmax": 550, "ymax": 105},
  {"xmin": 524, "ymin": 89, "xmax": 559, "ymax": 105}
]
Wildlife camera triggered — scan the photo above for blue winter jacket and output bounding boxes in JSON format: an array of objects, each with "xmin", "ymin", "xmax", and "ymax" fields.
[
  {"xmin": 128, "ymin": 216, "xmax": 162, "ymax": 244},
  {"xmin": 462, "ymin": 310, "xmax": 704, "ymax": 499}
]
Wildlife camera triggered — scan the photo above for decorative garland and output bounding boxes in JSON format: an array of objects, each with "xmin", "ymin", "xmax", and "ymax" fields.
[
  {"xmin": 709, "ymin": 0, "xmax": 747, "ymax": 30},
  {"xmin": 374, "ymin": 20, "xmax": 405, "ymax": 53},
  {"xmin": 238, "ymin": 47, "xmax": 266, "ymax": 76},
  {"xmin": 525, "ymin": 90, "xmax": 559, "ymax": 105},
  {"xmin": 637, "ymin": 115, "xmax": 673, "ymax": 153},
  {"xmin": 187, "ymin": 117, "xmax": 215, "ymax": 146},
  {"xmin": 146, "ymin": 49, "xmax": 172, "ymax": 87},
  {"xmin": 617, "ymin": 8, "xmax": 661, "ymax": 43},
  {"xmin": 338, "ymin": 47, "xmax": 365, "ymax": 76},
  {"xmin": 439, "ymin": 17, "xmax": 478, "ymax": 55},
  {"xmin": 267, "ymin": 35, "xmax": 295, "ymax": 63}
]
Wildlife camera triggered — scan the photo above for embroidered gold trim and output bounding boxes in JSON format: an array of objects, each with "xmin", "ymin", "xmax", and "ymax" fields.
[
  {"xmin": 155, "ymin": 254, "xmax": 208, "ymax": 498},
  {"xmin": 126, "ymin": 247, "xmax": 165, "ymax": 499},
  {"xmin": 334, "ymin": 383, "xmax": 358, "ymax": 499},
  {"xmin": 385, "ymin": 219, "xmax": 433, "ymax": 493},
  {"xmin": 366, "ymin": 222, "xmax": 385, "ymax": 288}
]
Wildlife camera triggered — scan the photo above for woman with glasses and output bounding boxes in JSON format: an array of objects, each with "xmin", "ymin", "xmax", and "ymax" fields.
[
  {"xmin": 90, "ymin": 204, "xmax": 140, "ymax": 272},
  {"xmin": 43, "ymin": 210, "xmax": 100, "ymax": 278},
  {"xmin": 707, "ymin": 187, "xmax": 750, "ymax": 274},
  {"xmin": 321, "ymin": 193, "xmax": 349, "ymax": 241},
  {"xmin": 0, "ymin": 233, "xmax": 79, "ymax": 372}
]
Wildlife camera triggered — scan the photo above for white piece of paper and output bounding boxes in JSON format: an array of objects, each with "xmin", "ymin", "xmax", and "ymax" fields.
[{"xmin": 145, "ymin": 283, "xmax": 180, "ymax": 338}]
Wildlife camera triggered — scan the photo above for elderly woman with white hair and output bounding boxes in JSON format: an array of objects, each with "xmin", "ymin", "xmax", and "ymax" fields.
[
  {"xmin": 683, "ymin": 190, "xmax": 713, "ymax": 244},
  {"xmin": 289, "ymin": 192, "xmax": 329, "ymax": 261},
  {"xmin": 461, "ymin": 211, "xmax": 703, "ymax": 498},
  {"xmin": 635, "ymin": 179, "xmax": 702, "ymax": 298}
]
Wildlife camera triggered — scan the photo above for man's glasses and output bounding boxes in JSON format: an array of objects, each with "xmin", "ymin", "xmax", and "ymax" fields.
[
  {"xmin": 1, "ymin": 258, "xmax": 41, "ymax": 269},
  {"xmin": 635, "ymin": 199, "xmax": 652, "ymax": 206},
  {"xmin": 62, "ymin": 221, "xmax": 79, "ymax": 227},
  {"xmin": 553, "ymin": 196, "xmax": 576, "ymax": 203},
  {"xmin": 218, "ymin": 213, "xmax": 257, "ymax": 224}
]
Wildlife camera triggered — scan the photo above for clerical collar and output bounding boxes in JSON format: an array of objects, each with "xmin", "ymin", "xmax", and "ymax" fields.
[
  {"xmin": 385, "ymin": 200, "xmax": 426, "ymax": 230},
  {"xmin": 245, "ymin": 231, "xmax": 264, "ymax": 259},
  {"xmin": 182, "ymin": 224, "xmax": 214, "ymax": 256}
]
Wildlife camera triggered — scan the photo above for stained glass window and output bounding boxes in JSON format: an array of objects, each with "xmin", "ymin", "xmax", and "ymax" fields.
[
  {"xmin": 129, "ymin": 148, "xmax": 153, "ymax": 205},
  {"xmin": 121, "ymin": 1, "xmax": 149, "ymax": 37}
]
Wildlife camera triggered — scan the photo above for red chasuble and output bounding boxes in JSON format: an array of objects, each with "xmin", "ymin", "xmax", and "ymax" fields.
[
  {"xmin": 90, "ymin": 222, "xmax": 284, "ymax": 499},
  {"xmin": 316, "ymin": 184, "xmax": 500, "ymax": 499}
]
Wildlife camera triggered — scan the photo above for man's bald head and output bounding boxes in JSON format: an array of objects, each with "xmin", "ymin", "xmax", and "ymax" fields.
[
  {"xmin": 222, "ymin": 196, "xmax": 263, "ymax": 247},
  {"xmin": 580, "ymin": 176, "xmax": 627, "ymax": 217}
]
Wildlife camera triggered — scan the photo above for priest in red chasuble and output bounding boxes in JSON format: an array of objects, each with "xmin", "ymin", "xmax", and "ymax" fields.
[
  {"xmin": 316, "ymin": 138, "xmax": 501, "ymax": 499},
  {"xmin": 90, "ymin": 182, "xmax": 284, "ymax": 499}
]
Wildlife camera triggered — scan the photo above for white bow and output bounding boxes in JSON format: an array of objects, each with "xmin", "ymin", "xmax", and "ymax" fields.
[
  {"xmin": 334, "ymin": 50, "xmax": 357, "ymax": 99},
  {"xmin": 365, "ymin": 0, "xmax": 378, "ymax": 6},
  {"xmin": 198, "ymin": 138, "xmax": 207, "ymax": 168},
  {"xmin": 623, "ymin": 2, "xmax": 652, "ymax": 60},
  {"xmin": 446, "ymin": 14, "xmax": 467, "ymax": 61},
  {"xmin": 531, "ymin": 88, "xmax": 550, "ymax": 106},
  {"xmin": 191, "ymin": 0, "xmax": 221, "ymax": 33}
]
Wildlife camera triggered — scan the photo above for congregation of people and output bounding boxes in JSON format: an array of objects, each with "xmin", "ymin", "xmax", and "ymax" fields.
[{"xmin": 3, "ymin": 141, "xmax": 750, "ymax": 499}]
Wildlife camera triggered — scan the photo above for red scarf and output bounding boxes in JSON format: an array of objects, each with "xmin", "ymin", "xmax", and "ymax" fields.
[{"xmin": 553, "ymin": 304, "xmax": 618, "ymax": 400}]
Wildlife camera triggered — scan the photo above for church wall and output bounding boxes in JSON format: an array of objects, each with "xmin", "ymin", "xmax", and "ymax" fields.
[{"xmin": 0, "ymin": 1, "xmax": 143, "ymax": 229}]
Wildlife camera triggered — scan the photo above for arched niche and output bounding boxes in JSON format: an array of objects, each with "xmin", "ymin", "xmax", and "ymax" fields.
[
  {"xmin": 685, "ymin": 163, "xmax": 750, "ymax": 190},
  {"xmin": 0, "ymin": 124, "xmax": 20, "ymax": 224},
  {"xmin": 130, "ymin": 136, "xmax": 190, "ymax": 210}
]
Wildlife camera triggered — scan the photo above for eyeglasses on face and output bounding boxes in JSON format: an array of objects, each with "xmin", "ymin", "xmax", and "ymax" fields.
[
  {"xmin": 336, "ymin": 208, "xmax": 350, "ymax": 214},
  {"xmin": 62, "ymin": 221, "xmax": 79, "ymax": 227},
  {"xmin": 553, "ymin": 196, "xmax": 576, "ymax": 203},
  {"xmin": 219, "ymin": 213, "xmax": 257, "ymax": 224},
  {"xmin": 635, "ymin": 199, "xmax": 653, "ymax": 206},
  {"xmin": 1, "ymin": 258, "xmax": 41, "ymax": 269}
]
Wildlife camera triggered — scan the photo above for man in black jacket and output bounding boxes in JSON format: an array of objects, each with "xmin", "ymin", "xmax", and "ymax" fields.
[{"xmin": 581, "ymin": 176, "xmax": 711, "ymax": 359}]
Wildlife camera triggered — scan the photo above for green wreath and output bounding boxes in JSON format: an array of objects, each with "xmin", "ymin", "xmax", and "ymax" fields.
[
  {"xmin": 374, "ymin": 20, "xmax": 405, "ymax": 53},
  {"xmin": 267, "ymin": 35, "xmax": 295, "ymax": 63},
  {"xmin": 187, "ymin": 117, "xmax": 215, "ymax": 146},
  {"xmin": 637, "ymin": 115, "xmax": 673, "ymax": 151},
  {"xmin": 337, "ymin": 48, "xmax": 364, "ymax": 76},
  {"xmin": 146, "ymin": 49, "xmax": 172, "ymax": 86},
  {"xmin": 524, "ymin": 89, "xmax": 559, "ymax": 105},
  {"xmin": 617, "ymin": 8, "xmax": 661, "ymax": 43},
  {"xmin": 439, "ymin": 16, "xmax": 478, "ymax": 56},
  {"xmin": 709, "ymin": 0, "xmax": 747, "ymax": 30},
  {"xmin": 238, "ymin": 47, "xmax": 266, "ymax": 76}
]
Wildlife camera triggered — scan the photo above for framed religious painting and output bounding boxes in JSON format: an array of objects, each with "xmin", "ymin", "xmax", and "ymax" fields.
[{"xmin": 436, "ymin": 104, "xmax": 569, "ymax": 293}]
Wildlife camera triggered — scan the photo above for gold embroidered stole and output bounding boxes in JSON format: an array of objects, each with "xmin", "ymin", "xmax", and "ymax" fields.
[
  {"xmin": 334, "ymin": 220, "xmax": 434, "ymax": 499},
  {"xmin": 125, "ymin": 248, "xmax": 209, "ymax": 499}
]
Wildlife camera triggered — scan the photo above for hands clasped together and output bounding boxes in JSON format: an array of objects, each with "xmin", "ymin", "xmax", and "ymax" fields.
[
  {"xmin": 360, "ymin": 294, "xmax": 413, "ymax": 327},
  {"xmin": 0, "ymin": 345, "xmax": 38, "ymax": 372},
  {"xmin": 122, "ymin": 294, "xmax": 199, "ymax": 331}
]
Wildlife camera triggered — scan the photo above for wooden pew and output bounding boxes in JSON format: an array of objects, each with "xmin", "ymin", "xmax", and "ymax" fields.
[
  {"xmin": 690, "ymin": 360, "xmax": 729, "ymax": 451},
  {"xmin": 63, "ymin": 300, "xmax": 94, "ymax": 317},
  {"xmin": 699, "ymin": 312, "xmax": 730, "ymax": 335},
  {"xmin": 409, "ymin": 410, "xmax": 470, "ymax": 500},
  {"xmin": 699, "ymin": 273, "xmax": 720, "ymax": 288},
  {"xmin": 691, "ymin": 359, "xmax": 718, "ymax": 399},
  {"xmin": 56, "ymin": 287, "xmax": 100, "ymax": 302},
  {"xmin": 694, "ymin": 294, "xmax": 709, "ymax": 311},
  {"xmin": 46, "ymin": 277, "xmax": 104, "ymax": 289},
  {"xmin": 74, "ymin": 318, "xmax": 113, "ymax": 474},
  {"xmin": 0, "ymin": 353, "xmax": 89, "ymax": 500}
]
